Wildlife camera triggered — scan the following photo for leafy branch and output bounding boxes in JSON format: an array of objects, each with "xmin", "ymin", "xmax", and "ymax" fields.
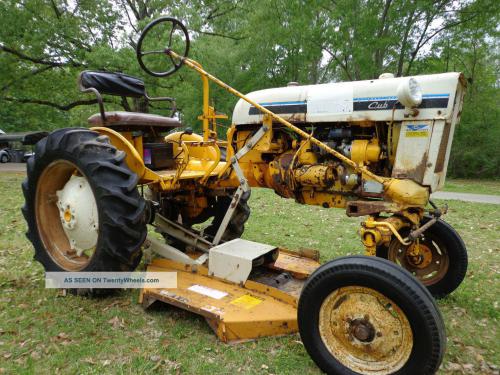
[{"xmin": 0, "ymin": 44, "xmax": 83, "ymax": 68}]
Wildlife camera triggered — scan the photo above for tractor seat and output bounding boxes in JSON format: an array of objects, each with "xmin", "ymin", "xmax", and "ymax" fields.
[
  {"xmin": 79, "ymin": 70, "xmax": 181, "ymax": 132},
  {"xmin": 79, "ymin": 71, "xmax": 146, "ymax": 98},
  {"xmin": 88, "ymin": 111, "xmax": 181, "ymax": 132}
]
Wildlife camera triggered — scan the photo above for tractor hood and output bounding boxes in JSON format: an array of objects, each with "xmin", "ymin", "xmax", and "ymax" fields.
[{"xmin": 232, "ymin": 72, "xmax": 465, "ymax": 125}]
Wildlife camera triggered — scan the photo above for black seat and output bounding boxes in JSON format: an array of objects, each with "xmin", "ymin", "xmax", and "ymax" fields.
[{"xmin": 78, "ymin": 71, "xmax": 146, "ymax": 98}]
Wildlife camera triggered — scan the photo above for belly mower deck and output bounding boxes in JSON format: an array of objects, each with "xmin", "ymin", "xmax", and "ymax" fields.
[{"xmin": 140, "ymin": 239, "xmax": 320, "ymax": 343}]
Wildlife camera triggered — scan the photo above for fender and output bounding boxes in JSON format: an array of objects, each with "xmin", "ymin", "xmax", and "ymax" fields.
[{"xmin": 90, "ymin": 126, "xmax": 158, "ymax": 182}]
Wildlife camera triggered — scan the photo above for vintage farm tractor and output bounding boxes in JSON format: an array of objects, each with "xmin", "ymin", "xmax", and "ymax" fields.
[{"xmin": 22, "ymin": 17, "xmax": 468, "ymax": 374}]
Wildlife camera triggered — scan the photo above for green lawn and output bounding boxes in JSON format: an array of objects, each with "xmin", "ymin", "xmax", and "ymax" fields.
[
  {"xmin": 444, "ymin": 179, "xmax": 500, "ymax": 196},
  {"xmin": 0, "ymin": 172, "xmax": 498, "ymax": 374}
]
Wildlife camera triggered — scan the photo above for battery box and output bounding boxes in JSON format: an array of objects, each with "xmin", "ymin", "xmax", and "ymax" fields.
[{"xmin": 143, "ymin": 142, "xmax": 175, "ymax": 170}]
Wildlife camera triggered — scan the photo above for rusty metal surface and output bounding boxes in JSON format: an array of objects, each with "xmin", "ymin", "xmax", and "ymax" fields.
[
  {"xmin": 267, "ymin": 152, "xmax": 296, "ymax": 198},
  {"xmin": 249, "ymin": 269, "xmax": 306, "ymax": 299},
  {"xmin": 294, "ymin": 164, "xmax": 335, "ymax": 187},
  {"xmin": 434, "ymin": 122, "xmax": 452, "ymax": 173},
  {"xmin": 388, "ymin": 236, "xmax": 450, "ymax": 286},
  {"xmin": 346, "ymin": 200, "xmax": 399, "ymax": 217},
  {"xmin": 268, "ymin": 248, "xmax": 321, "ymax": 279},
  {"xmin": 318, "ymin": 286, "xmax": 413, "ymax": 374}
]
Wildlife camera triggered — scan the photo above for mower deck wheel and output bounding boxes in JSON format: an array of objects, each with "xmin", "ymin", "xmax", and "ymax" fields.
[{"xmin": 298, "ymin": 256, "xmax": 445, "ymax": 375}]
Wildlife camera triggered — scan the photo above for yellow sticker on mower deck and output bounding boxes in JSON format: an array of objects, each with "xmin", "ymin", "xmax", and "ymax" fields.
[{"xmin": 230, "ymin": 294, "xmax": 263, "ymax": 310}]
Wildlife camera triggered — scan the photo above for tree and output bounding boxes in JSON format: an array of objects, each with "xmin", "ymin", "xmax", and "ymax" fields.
[{"xmin": 0, "ymin": 0, "xmax": 498, "ymax": 177}]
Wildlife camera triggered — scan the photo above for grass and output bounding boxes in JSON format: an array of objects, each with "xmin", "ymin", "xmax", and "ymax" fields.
[
  {"xmin": 444, "ymin": 179, "xmax": 500, "ymax": 196},
  {"xmin": 0, "ymin": 171, "xmax": 498, "ymax": 374}
]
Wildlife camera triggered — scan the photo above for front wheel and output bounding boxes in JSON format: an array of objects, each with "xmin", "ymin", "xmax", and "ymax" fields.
[
  {"xmin": 377, "ymin": 217, "xmax": 468, "ymax": 299},
  {"xmin": 298, "ymin": 256, "xmax": 445, "ymax": 375}
]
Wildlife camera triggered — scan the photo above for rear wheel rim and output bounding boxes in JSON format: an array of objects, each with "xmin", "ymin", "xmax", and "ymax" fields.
[
  {"xmin": 35, "ymin": 160, "xmax": 98, "ymax": 270},
  {"xmin": 318, "ymin": 286, "xmax": 413, "ymax": 374}
]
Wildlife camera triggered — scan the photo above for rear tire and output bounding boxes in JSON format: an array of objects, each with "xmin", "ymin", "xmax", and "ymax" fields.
[
  {"xmin": 0, "ymin": 153, "xmax": 8, "ymax": 163},
  {"xmin": 298, "ymin": 256, "xmax": 445, "ymax": 375},
  {"xmin": 22, "ymin": 128, "xmax": 147, "ymax": 272}
]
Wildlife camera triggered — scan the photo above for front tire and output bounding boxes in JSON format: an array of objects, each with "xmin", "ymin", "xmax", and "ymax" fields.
[
  {"xmin": 22, "ymin": 128, "xmax": 147, "ymax": 272},
  {"xmin": 377, "ymin": 217, "xmax": 468, "ymax": 299},
  {"xmin": 298, "ymin": 256, "xmax": 445, "ymax": 375}
]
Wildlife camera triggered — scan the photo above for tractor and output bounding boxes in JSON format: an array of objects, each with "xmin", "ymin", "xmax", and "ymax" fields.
[{"xmin": 22, "ymin": 17, "xmax": 468, "ymax": 374}]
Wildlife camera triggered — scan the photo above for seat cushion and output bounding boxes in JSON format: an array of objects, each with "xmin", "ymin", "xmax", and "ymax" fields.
[
  {"xmin": 88, "ymin": 111, "xmax": 181, "ymax": 132},
  {"xmin": 79, "ymin": 71, "xmax": 145, "ymax": 98}
]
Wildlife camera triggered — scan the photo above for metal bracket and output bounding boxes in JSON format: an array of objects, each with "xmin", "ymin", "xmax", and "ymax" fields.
[
  {"xmin": 208, "ymin": 239, "xmax": 277, "ymax": 284},
  {"xmin": 144, "ymin": 234, "xmax": 207, "ymax": 265},
  {"xmin": 234, "ymin": 125, "xmax": 269, "ymax": 160},
  {"xmin": 212, "ymin": 125, "xmax": 268, "ymax": 245},
  {"xmin": 212, "ymin": 184, "xmax": 246, "ymax": 245},
  {"xmin": 154, "ymin": 213, "xmax": 212, "ymax": 253}
]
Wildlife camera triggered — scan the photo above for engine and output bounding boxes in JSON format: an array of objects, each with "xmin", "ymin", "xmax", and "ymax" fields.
[{"xmin": 231, "ymin": 72, "xmax": 466, "ymax": 210}]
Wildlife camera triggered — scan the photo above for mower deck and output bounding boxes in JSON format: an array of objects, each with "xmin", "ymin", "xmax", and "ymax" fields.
[{"xmin": 140, "ymin": 248, "xmax": 320, "ymax": 342}]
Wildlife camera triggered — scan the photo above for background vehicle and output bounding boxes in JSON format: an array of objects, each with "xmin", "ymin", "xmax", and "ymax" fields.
[
  {"xmin": 0, "ymin": 131, "xmax": 47, "ymax": 163},
  {"xmin": 0, "ymin": 148, "xmax": 9, "ymax": 163}
]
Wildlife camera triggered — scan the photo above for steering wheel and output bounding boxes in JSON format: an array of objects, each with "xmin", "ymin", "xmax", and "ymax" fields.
[{"xmin": 136, "ymin": 17, "xmax": 190, "ymax": 77}]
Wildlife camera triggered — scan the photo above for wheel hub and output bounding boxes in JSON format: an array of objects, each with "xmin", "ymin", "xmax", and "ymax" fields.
[
  {"xmin": 350, "ymin": 318, "xmax": 376, "ymax": 343},
  {"xmin": 56, "ymin": 175, "xmax": 98, "ymax": 256},
  {"xmin": 406, "ymin": 243, "xmax": 432, "ymax": 268},
  {"xmin": 389, "ymin": 236, "xmax": 449, "ymax": 285}
]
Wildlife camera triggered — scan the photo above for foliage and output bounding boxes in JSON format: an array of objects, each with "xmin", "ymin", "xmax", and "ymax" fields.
[{"xmin": 0, "ymin": 0, "xmax": 498, "ymax": 177}]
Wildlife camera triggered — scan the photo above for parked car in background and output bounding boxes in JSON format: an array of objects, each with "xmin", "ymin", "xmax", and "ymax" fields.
[
  {"xmin": 0, "ymin": 129, "xmax": 8, "ymax": 162},
  {"xmin": 0, "ymin": 131, "xmax": 48, "ymax": 163},
  {"xmin": 0, "ymin": 148, "xmax": 10, "ymax": 163}
]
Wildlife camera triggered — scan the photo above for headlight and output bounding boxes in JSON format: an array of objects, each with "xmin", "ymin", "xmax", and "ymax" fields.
[{"xmin": 397, "ymin": 78, "xmax": 422, "ymax": 108}]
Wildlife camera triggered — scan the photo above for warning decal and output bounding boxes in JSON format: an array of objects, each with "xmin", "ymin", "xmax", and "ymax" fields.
[
  {"xmin": 188, "ymin": 284, "xmax": 228, "ymax": 300},
  {"xmin": 230, "ymin": 294, "xmax": 264, "ymax": 310},
  {"xmin": 405, "ymin": 124, "xmax": 429, "ymax": 138}
]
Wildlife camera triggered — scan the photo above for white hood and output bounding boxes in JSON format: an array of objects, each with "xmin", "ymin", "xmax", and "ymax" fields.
[{"xmin": 232, "ymin": 72, "xmax": 464, "ymax": 124}]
